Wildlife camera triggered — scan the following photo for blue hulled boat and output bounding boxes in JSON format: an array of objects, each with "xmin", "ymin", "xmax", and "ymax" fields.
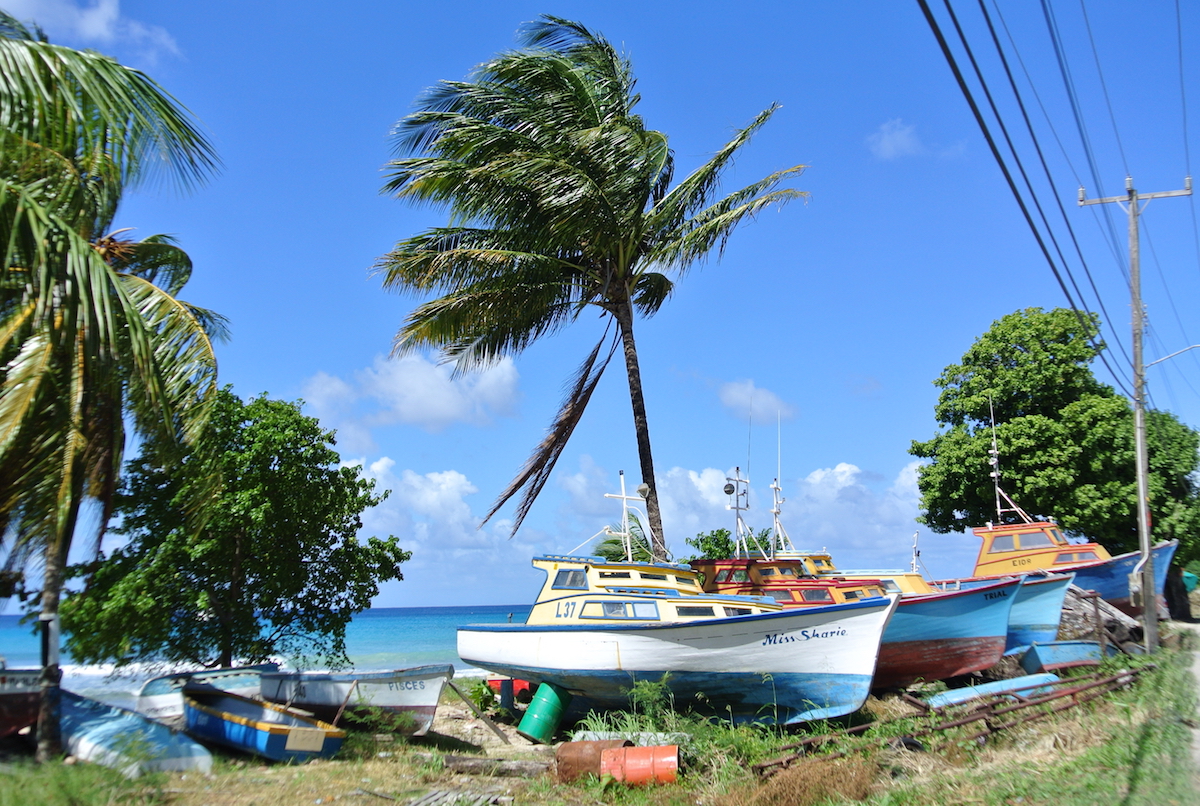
[{"xmin": 184, "ymin": 690, "xmax": 345, "ymax": 762}]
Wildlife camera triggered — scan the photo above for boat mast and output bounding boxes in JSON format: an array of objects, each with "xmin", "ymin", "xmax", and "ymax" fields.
[
  {"xmin": 724, "ymin": 467, "xmax": 764, "ymax": 558},
  {"xmin": 770, "ymin": 415, "xmax": 797, "ymax": 557},
  {"xmin": 988, "ymin": 396, "xmax": 1033, "ymax": 525}
]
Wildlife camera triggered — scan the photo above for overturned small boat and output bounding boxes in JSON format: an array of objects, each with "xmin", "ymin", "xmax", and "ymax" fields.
[
  {"xmin": 61, "ymin": 690, "xmax": 213, "ymax": 777},
  {"xmin": 260, "ymin": 664, "xmax": 454, "ymax": 736},
  {"xmin": 0, "ymin": 666, "xmax": 40, "ymax": 739}
]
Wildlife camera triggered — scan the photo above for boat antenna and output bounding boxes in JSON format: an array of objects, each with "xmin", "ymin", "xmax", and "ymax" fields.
[
  {"xmin": 770, "ymin": 413, "xmax": 797, "ymax": 558},
  {"xmin": 724, "ymin": 466, "xmax": 765, "ymax": 558},
  {"xmin": 910, "ymin": 531, "xmax": 920, "ymax": 573},
  {"xmin": 600, "ymin": 471, "xmax": 659, "ymax": 561},
  {"xmin": 988, "ymin": 396, "xmax": 1034, "ymax": 525}
]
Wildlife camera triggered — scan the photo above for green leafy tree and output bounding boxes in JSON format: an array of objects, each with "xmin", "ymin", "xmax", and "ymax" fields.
[
  {"xmin": 377, "ymin": 16, "xmax": 806, "ymax": 559},
  {"xmin": 910, "ymin": 307, "xmax": 1200, "ymax": 562},
  {"xmin": 683, "ymin": 527, "xmax": 778, "ymax": 561},
  {"xmin": 0, "ymin": 11, "xmax": 219, "ymax": 758},
  {"xmin": 61, "ymin": 389, "xmax": 410, "ymax": 669}
]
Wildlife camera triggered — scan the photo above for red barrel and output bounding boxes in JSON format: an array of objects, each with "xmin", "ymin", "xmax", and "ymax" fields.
[
  {"xmin": 599, "ymin": 745, "xmax": 679, "ymax": 785},
  {"xmin": 555, "ymin": 739, "xmax": 633, "ymax": 782}
]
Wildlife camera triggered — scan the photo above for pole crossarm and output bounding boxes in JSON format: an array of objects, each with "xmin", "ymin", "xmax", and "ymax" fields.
[{"xmin": 1073, "ymin": 175, "xmax": 1191, "ymax": 654}]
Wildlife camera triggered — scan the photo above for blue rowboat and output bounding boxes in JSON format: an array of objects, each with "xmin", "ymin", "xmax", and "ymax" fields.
[
  {"xmin": 459, "ymin": 594, "xmax": 899, "ymax": 726},
  {"xmin": 184, "ymin": 690, "xmax": 345, "ymax": 762},
  {"xmin": 871, "ymin": 577, "xmax": 1021, "ymax": 689},
  {"xmin": 61, "ymin": 690, "xmax": 212, "ymax": 777},
  {"xmin": 136, "ymin": 662, "xmax": 280, "ymax": 721},
  {"xmin": 1019, "ymin": 640, "xmax": 1119, "ymax": 674},
  {"xmin": 924, "ymin": 673, "xmax": 1061, "ymax": 708},
  {"xmin": 260, "ymin": 665, "xmax": 453, "ymax": 736}
]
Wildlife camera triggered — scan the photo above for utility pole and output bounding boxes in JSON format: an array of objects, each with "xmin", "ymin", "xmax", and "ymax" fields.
[{"xmin": 1079, "ymin": 175, "xmax": 1192, "ymax": 652}]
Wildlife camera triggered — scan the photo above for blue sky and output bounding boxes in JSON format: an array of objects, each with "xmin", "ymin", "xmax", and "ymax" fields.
[{"xmin": 8, "ymin": 0, "xmax": 1199, "ymax": 607}]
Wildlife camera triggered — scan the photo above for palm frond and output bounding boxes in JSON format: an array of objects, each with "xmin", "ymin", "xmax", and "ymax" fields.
[{"xmin": 484, "ymin": 331, "xmax": 618, "ymax": 533}]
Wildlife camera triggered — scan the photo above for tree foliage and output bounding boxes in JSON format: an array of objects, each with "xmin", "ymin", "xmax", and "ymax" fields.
[
  {"xmin": 377, "ymin": 16, "xmax": 806, "ymax": 558},
  {"xmin": 911, "ymin": 308, "xmax": 1200, "ymax": 561},
  {"xmin": 61, "ymin": 389, "xmax": 409, "ymax": 669},
  {"xmin": 682, "ymin": 527, "xmax": 779, "ymax": 561}
]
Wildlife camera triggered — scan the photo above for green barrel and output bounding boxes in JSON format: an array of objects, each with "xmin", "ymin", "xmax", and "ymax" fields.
[{"xmin": 517, "ymin": 682, "xmax": 572, "ymax": 744}]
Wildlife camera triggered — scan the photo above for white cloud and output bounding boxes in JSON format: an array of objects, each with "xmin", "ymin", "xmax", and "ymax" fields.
[
  {"xmin": 867, "ymin": 119, "xmax": 923, "ymax": 160},
  {"xmin": 302, "ymin": 354, "xmax": 520, "ymax": 453},
  {"xmin": 6, "ymin": 0, "xmax": 178, "ymax": 59},
  {"xmin": 717, "ymin": 379, "xmax": 795, "ymax": 423}
]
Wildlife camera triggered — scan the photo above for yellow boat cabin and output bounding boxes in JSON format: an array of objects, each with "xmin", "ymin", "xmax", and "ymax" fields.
[
  {"xmin": 769, "ymin": 550, "xmax": 936, "ymax": 595},
  {"xmin": 525, "ymin": 555, "xmax": 781, "ymax": 626},
  {"xmin": 689, "ymin": 557, "xmax": 888, "ymax": 606},
  {"xmin": 971, "ymin": 521, "xmax": 1110, "ymax": 578}
]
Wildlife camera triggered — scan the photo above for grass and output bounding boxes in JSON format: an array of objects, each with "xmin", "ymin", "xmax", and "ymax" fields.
[{"xmin": 6, "ymin": 627, "xmax": 1198, "ymax": 806}]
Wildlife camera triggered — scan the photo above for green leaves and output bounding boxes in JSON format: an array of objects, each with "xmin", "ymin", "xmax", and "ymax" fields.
[
  {"xmin": 379, "ymin": 16, "xmax": 805, "ymax": 544},
  {"xmin": 62, "ymin": 389, "xmax": 410, "ymax": 669},
  {"xmin": 911, "ymin": 308, "xmax": 1200, "ymax": 561}
]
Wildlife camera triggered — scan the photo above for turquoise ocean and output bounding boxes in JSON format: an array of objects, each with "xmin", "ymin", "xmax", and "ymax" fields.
[{"xmin": 0, "ymin": 605, "xmax": 532, "ymax": 709}]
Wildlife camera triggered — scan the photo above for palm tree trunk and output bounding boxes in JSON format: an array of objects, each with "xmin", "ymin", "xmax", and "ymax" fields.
[
  {"xmin": 35, "ymin": 498, "xmax": 79, "ymax": 762},
  {"xmin": 612, "ymin": 300, "xmax": 667, "ymax": 560}
]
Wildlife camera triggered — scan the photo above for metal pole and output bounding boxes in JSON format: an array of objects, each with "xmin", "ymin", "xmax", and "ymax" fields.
[{"xmin": 1079, "ymin": 175, "xmax": 1192, "ymax": 653}]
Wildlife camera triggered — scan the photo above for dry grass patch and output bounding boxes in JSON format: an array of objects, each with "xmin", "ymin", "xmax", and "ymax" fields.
[{"xmin": 718, "ymin": 757, "xmax": 878, "ymax": 806}]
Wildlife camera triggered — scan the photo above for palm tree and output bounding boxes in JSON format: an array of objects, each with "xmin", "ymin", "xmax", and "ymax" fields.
[
  {"xmin": 377, "ymin": 16, "xmax": 805, "ymax": 559},
  {"xmin": 0, "ymin": 11, "xmax": 221, "ymax": 758}
]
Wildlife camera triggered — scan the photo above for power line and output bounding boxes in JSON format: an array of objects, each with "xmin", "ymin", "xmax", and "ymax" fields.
[
  {"xmin": 1078, "ymin": 0, "xmax": 1130, "ymax": 175},
  {"xmin": 915, "ymin": 0, "xmax": 1132, "ymax": 396}
]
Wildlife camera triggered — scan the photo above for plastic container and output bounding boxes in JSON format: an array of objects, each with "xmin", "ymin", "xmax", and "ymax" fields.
[
  {"xmin": 555, "ymin": 739, "xmax": 633, "ymax": 782},
  {"xmin": 516, "ymin": 682, "xmax": 571, "ymax": 744},
  {"xmin": 599, "ymin": 744, "xmax": 679, "ymax": 785}
]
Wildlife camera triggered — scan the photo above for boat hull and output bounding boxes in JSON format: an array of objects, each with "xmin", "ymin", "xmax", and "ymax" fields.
[
  {"xmin": 937, "ymin": 573, "xmax": 1075, "ymax": 654},
  {"xmin": 61, "ymin": 690, "xmax": 212, "ymax": 777},
  {"xmin": 1065, "ymin": 543, "xmax": 1177, "ymax": 616},
  {"xmin": 0, "ymin": 669, "xmax": 40, "ymax": 739},
  {"xmin": 260, "ymin": 665, "xmax": 454, "ymax": 736},
  {"xmin": 184, "ymin": 691, "xmax": 345, "ymax": 762},
  {"xmin": 871, "ymin": 578, "xmax": 1020, "ymax": 689},
  {"xmin": 458, "ymin": 596, "xmax": 898, "ymax": 725},
  {"xmin": 136, "ymin": 663, "xmax": 279, "ymax": 721}
]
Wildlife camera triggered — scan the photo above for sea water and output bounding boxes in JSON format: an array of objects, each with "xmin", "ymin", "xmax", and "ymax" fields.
[{"xmin": 0, "ymin": 604, "xmax": 531, "ymax": 708}]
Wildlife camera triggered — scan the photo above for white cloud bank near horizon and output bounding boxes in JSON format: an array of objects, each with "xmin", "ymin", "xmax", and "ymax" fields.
[
  {"xmin": 6, "ymin": 0, "xmax": 178, "ymax": 59},
  {"xmin": 355, "ymin": 452, "xmax": 980, "ymax": 606}
]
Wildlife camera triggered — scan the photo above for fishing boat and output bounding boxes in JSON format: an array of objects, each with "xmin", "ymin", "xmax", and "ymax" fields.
[
  {"xmin": 60, "ymin": 690, "xmax": 212, "ymax": 777},
  {"xmin": 934, "ymin": 572, "xmax": 1075, "ymax": 654},
  {"xmin": 0, "ymin": 665, "xmax": 40, "ymax": 739},
  {"xmin": 260, "ymin": 664, "xmax": 454, "ymax": 736},
  {"xmin": 459, "ymin": 554, "xmax": 900, "ymax": 725},
  {"xmin": 136, "ymin": 662, "xmax": 280, "ymax": 721},
  {"xmin": 970, "ymin": 518, "xmax": 1176, "ymax": 616},
  {"xmin": 695, "ymin": 556, "xmax": 1022, "ymax": 689},
  {"xmin": 184, "ymin": 690, "xmax": 345, "ymax": 762}
]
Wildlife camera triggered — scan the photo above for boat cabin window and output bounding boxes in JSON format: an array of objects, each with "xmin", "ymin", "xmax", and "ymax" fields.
[
  {"xmin": 777, "ymin": 568, "xmax": 796, "ymax": 576},
  {"xmin": 1053, "ymin": 553, "xmax": 1075, "ymax": 564},
  {"xmin": 767, "ymin": 590, "xmax": 793, "ymax": 602},
  {"xmin": 599, "ymin": 571, "xmax": 631, "ymax": 579},
  {"xmin": 640, "ymin": 572, "xmax": 667, "ymax": 581},
  {"xmin": 843, "ymin": 590, "xmax": 861, "ymax": 600},
  {"xmin": 676, "ymin": 605, "xmax": 715, "ymax": 617},
  {"xmin": 880, "ymin": 580, "xmax": 902, "ymax": 593},
  {"xmin": 723, "ymin": 607, "xmax": 753, "ymax": 617},
  {"xmin": 590, "ymin": 601, "xmax": 659, "ymax": 619},
  {"xmin": 731, "ymin": 570, "xmax": 750, "ymax": 582},
  {"xmin": 802, "ymin": 589, "xmax": 833, "ymax": 603},
  {"xmin": 552, "ymin": 569, "xmax": 588, "ymax": 589},
  {"xmin": 760, "ymin": 568, "xmax": 777, "ymax": 576},
  {"xmin": 1075, "ymin": 551, "xmax": 1098, "ymax": 561},
  {"xmin": 987, "ymin": 535, "xmax": 1016, "ymax": 553},
  {"xmin": 1017, "ymin": 532, "xmax": 1055, "ymax": 549},
  {"xmin": 716, "ymin": 570, "xmax": 732, "ymax": 582},
  {"xmin": 811, "ymin": 558, "xmax": 832, "ymax": 569},
  {"xmin": 674, "ymin": 576, "xmax": 697, "ymax": 586}
]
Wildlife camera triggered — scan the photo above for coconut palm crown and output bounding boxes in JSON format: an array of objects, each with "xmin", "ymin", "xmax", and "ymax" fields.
[{"xmin": 377, "ymin": 16, "xmax": 805, "ymax": 558}]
